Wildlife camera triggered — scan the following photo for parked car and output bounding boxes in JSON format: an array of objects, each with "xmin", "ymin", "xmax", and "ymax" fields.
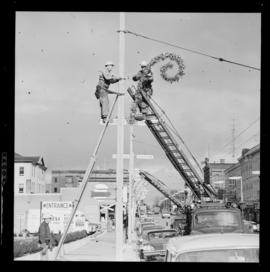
[
  {"xmin": 138, "ymin": 229, "xmax": 178, "ymax": 261},
  {"xmin": 161, "ymin": 212, "xmax": 171, "ymax": 219},
  {"xmin": 243, "ymin": 220, "xmax": 259, "ymax": 233},
  {"xmin": 141, "ymin": 217, "xmax": 155, "ymax": 224},
  {"xmin": 170, "ymin": 215, "xmax": 186, "ymax": 235},
  {"xmin": 139, "ymin": 225, "xmax": 164, "ymax": 237},
  {"xmin": 165, "ymin": 233, "xmax": 259, "ymax": 262},
  {"xmin": 137, "ymin": 222, "xmax": 156, "ymax": 236}
]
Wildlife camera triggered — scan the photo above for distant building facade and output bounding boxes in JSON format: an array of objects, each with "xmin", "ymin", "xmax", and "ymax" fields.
[
  {"xmin": 14, "ymin": 169, "xmax": 130, "ymax": 234},
  {"xmin": 51, "ymin": 169, "xmax": 129, "ymax": 193},
  {"xmin": 224, "ymin": 144, "xmax": 260, "ymax": 223},
  {"xmin": 239, "ymin": 144, "xmax": 260, "ymax": 206},
  {"xmin": 224, "ymin": 162, "xmax": 241, "ymax": 202},
  {"xmin": 14, "ymin": 153, "xmax": 47, "ymax": 194},
  {"xmin": 209, "ymin": 159, "xmax": 235, "ymax": 199}
]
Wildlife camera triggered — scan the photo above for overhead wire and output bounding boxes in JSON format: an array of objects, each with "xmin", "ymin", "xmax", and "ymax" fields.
[
  {"xmin": 233, "ymin": 133, "xmax": 260, "ymax": 155},
  {"xmin": 117, "ymin": 29, "xmax": 260, "ymax": 71},
  {"xmin": 221, "ymin": 117, "xmax": 260, "ymax": 149},
  {"xmin": 213, "ymin": 117, "xmax": 260, "ymax": 156}
]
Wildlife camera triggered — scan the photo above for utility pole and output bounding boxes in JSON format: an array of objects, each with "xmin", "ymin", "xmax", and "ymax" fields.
[
  {"xmin": 115, "ymin": 12, "xmax": 125, "ymax": 261},
  {"xmin": 128, "ymin": 123, "xmax": 134, "ymax": 243}
]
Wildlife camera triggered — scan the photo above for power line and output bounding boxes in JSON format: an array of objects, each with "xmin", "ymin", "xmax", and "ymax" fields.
[
  {"xmin": 221, "ymin": 117, "xmax": 260, "ymax": 149},
  {"xmin": 233, "ymin": 133, "xmax": 260, "ymax": 154},
  {"xmin": 117, "ymin": 29, "xmax": 260, "ymax": 71}
]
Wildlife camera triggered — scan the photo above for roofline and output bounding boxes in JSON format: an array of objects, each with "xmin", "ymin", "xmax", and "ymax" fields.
[{"xmin": 224, "ymin": 162, "xmax": 241, "ymax": 174}]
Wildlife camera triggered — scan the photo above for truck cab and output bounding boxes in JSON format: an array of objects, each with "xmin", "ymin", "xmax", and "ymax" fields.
[{"xmin": 185, "ymin": 202, "xmax": 245, "ymax": 235}]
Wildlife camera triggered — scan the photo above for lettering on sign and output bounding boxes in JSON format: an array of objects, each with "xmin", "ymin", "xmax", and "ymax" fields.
[{"xmin": 42, "ymin": 202, "xmax": 73, "ymax": 209}]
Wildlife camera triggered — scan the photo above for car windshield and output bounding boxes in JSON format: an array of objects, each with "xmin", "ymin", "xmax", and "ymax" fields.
[
  {"xmin": 148, "ymin": 231, "xmax": 177, "ymax": 240},
  {"xmin": 143, "ymin": 226, "xmax": 163, "ymax": 231},
  {"xmin": 194, "ymin": 211, "xmax": 240, "ymax": 228},
  {"xmin": 143, "ymin": 218, "xmax": 154, "ymax": 223},
  {"xmin": 175, "ymin": 248, "xmax": 259, "ymax": 262}
]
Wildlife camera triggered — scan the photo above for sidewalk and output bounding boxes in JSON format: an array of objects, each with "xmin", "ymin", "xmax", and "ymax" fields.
[
  {"xmin": 122, "ymin": 242, "xmax": 140, "ymax": 262},
  {"xmin": 14, "ymin": 231, "xmax": 105, "ymax": 261},
  {"xmin": 15, "ymin": 230, "xmax": 140, "ymax": 261},
  {"xmin": 59, "ymin": 231, "xmax": 116, "ymax": 261}
]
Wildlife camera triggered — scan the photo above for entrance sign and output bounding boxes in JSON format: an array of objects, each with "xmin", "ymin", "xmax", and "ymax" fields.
[{"xmin": 41, "ymin": 201, "xmax": 74, "ymax": 234}]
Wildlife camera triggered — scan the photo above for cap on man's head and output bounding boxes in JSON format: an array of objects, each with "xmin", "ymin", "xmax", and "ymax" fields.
[
  {"xmin": 140, "ymin": 61, "xmax": 148, "ymax": 67},
  {"xmin": 105, "ymin": 61, "xmax": 114, "ymax": 67},
  {"xmin": 43, "ymin": 213, "xmax": 52, "ymax": 219}
]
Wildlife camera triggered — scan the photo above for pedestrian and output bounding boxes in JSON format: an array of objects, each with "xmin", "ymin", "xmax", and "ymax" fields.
[
  {"xmin": 95, "ymin": 61, "xmax": 125, "ymax": 123},
  {"xmin": 132, "ymin": 61, "xmax": 154, "ymax": 120},
  {"xmin": 38, "ymin": 213, "xmax": 54, "ymax": 261},
  {"xmin": 123, "ymin": 213, "xmax": 128, "ymax": 242}
]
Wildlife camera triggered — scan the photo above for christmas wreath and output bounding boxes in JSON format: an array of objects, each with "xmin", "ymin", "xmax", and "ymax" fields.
[{"xmin": 147, "ymin": 52, "xmax": 185, "ymax": 83}]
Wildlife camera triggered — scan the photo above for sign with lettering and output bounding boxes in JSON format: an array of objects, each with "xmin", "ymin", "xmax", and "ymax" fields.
[{"xmin": 41, "ymin": 201, "xmax": 74, "ymax": 233}]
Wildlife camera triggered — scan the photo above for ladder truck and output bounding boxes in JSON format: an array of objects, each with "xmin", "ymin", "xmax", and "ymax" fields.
[
  {"xmin": 127, "ymin": 86, "xmax": 217, "ymax": 203},
  {"xmin": 127, "ymin": 86, "xmax": 247, "ymax": 235}
]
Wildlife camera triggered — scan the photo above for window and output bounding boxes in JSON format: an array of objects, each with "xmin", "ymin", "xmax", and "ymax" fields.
[
  {"xmin": 54, "ymin": 177, "xmax": 58, "ymax": 183},
  {"xmin": 19, "ymin": 184, "xmax": 24, "ymax": 193},
  {"xmin": 54, "ymin": 187, "xmax": 58, "ymax": 193},
  {"xmin": 19, "ymin": 167, "xmax": 24, "ymax": 176}
]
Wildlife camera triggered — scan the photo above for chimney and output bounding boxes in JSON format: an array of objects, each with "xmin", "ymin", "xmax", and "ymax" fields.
[{"xmin": 220, "ymin": 159, "xmax": 225, "ymax": 163}]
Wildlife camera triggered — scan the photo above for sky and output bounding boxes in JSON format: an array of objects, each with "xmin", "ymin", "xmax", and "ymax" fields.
[{"xmin": 15, "ymin": 12, "xmax": 261, "ymax": 204}]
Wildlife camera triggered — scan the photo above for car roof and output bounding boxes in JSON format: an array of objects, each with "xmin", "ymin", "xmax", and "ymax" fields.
[
  {"xmin": 142, "ymin": 225, "xmax": 163, "ymax": 230},
  {"xmin": 141, "ymin": 222, "xmax": 155, "ymax": 225},
  {"xmin": 193, "ymin": 208, "xmax": 240, "ymax": 213},
  {"xmin": 166, "ymin": 233, "xmax": 259, "ymax": 254},
  {"xmin": 147, "ymin": 229, "xmax": 177, "ymax": 234}
]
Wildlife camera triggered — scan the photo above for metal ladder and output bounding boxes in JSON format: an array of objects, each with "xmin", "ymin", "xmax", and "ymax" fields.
[
  {"xmin": 139, "ymin": 170, "xmax": 184, "ymax": 210},
  {"xmin": 127, "ymin": 87, "xmax": 217, "ymax": 201}
]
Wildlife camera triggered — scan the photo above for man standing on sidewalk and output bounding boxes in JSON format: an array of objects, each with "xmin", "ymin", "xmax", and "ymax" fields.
[
  {"xmin": 38, "ymin": 213, "xmax": 54, "ymax": 260},
  {"xmin": 95, "ymin": 61, "xmax": 125, "ymax": 123}
]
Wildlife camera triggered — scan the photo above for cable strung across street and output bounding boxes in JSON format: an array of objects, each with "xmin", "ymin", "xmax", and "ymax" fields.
[{"xmin": 117, "ymin": 29, "xmax": 260, "ymax": 71}]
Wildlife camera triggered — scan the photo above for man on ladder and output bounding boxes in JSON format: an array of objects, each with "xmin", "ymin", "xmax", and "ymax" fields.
[
  {"xmin": 131, "ymin": 61, "xmax": 154, "ymax": 121},
  {"xmin": 95, "ymin": 61, "xmax": 126, "ymax": 123}
]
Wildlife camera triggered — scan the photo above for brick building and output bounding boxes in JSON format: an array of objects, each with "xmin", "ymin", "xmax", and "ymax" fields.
[
  {"xmin": 224, "ymin": 144, "xmax": 260, "ymax": 223},
  {"xmin": 224, "ymin": 162, "xmax": 242, "ymax": 202},
  {"xmin": 209, "ymin": 159, "xmax": 235, "ymax": 192},
  {"xmin": 239, "ymin": 144, "xmax": 260, "ymax": 222}
]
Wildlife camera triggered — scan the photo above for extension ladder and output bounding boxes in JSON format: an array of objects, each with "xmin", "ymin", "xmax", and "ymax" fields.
[
  {"xmin": 139, "ymin": 170, "xmax": 184, "ymax": 210},
  {"xmin": 127, "ymin": 87, "xmax": 217, "ymax": 200}
]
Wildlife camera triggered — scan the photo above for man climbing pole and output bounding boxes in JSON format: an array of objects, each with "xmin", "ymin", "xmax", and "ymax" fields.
[
  {"xmin": 95, "ymin": 61, "xmax": 125, "ymax": 123},
  {"xmin": 131, "ymin": 61, "xmax": 154, "ymax": 120}
]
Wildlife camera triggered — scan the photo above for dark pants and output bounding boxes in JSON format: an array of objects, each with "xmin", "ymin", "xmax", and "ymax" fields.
[{"xmin": 99, "ymin": 89, "xmax": 109, "ymax": 119}]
